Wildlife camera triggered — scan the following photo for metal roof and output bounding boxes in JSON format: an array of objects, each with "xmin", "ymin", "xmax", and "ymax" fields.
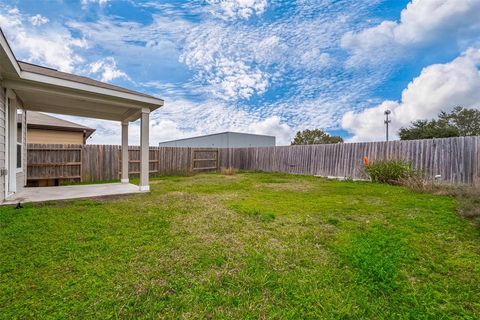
[{"xmin": 158, "ymin": 131, "xmax": 275, "ymax": 144}]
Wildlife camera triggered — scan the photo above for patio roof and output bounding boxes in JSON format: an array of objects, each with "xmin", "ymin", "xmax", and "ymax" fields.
[{"xmin": 0, "ymin": 29, "xmax": 164, "ymax": 121}]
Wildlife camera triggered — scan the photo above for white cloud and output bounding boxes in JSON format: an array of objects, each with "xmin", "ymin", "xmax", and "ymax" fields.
[
  {"xmin": 0, "ymin": 7, "xmax": 87, "ymax": 72},
  {"xmin": 342, "ymin": 0, "xmax": 480, "ymax": 65},
  {"xmin": 299, "ymin": 50, "xmax": 331, "ymax": 70},
  {"xmin": 342, "ymin": 48, "xmax": 480, "ymax": 142},
  {"xmin": 178, "ymin": 14, "xmax": 342, "ymax": 102},
  {"xmin": 150, "ymin": 119, "xmax": 197, "ymax": 143},
  {"xmin": 179, "ymin": 23, "xmax": 271, "ymax": 101},
  {"xmin": 29, "ymin": 14, "xmax": 49, "ymax": 26},
  {"xmin": 88, "ymin": 57, "xmax": 130, "ymax": 82},
  {"xmin": 206, "ymin": 0, "xmax": 267, "ymax": 20},
  {"xmin": 81, "ymin": 0, "xmax": 110, "ymax": 6},
  {"xmin": 247, "ymin": 116, "xmax": 292, "ymax": 145},
  {"xmin": 207, "ymin": 58, "xmax": 269, "ymax": 100}
]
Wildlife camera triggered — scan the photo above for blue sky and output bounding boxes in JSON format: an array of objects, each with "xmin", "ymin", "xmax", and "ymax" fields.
[{"xmin": 1, "ymin": 0, "xmax": 479, "ymax": 145}]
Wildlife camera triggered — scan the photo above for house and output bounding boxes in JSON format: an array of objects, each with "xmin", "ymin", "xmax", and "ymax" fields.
[
  {"xmin": 159, "ymin": 132, "xmax": 276, "ymax": 148},
  {"xmin": 0, "ymin": 28, "xmax": 164, "ymax": 203},
  {"xmin": 25, "ymin": 111, "xmax": 95, "ymax": 144}
]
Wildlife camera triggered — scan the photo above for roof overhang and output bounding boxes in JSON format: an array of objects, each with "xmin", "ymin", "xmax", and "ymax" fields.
[
  {"xmin": 2, "ymin": 77, "xmax": 163, "ymax": 121},
  {"xmin": 27, "ymin": 122, "xmax": 95, "ymax": 133},
  {"xmin": 0, "ymin": 29, "xmax": 21, "ymax": 77},
  {"xmin": 0, "ymin": 29, "xmax": 164, "ymax": 122}
]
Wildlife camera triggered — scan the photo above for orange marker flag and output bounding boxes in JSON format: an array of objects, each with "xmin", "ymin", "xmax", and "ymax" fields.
[{"xmin": 363, "ymin": 156, "xmax": 369, "ymax": 166}]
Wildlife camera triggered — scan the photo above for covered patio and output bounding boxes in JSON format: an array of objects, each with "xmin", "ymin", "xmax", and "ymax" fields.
[{"xmin": 0, "ymin": 29, "xmax": 164, "ymax": 203}]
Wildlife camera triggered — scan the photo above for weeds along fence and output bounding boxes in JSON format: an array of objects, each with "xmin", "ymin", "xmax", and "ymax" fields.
[{"xmin": 27, "ymin": 136, "xmax": 480, "ymax": 185}]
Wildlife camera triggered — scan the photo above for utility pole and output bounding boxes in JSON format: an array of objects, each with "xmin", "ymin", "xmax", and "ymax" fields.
[{"xmin": 384, "ymin": 110, "xmax": 391, "ymax": 141}]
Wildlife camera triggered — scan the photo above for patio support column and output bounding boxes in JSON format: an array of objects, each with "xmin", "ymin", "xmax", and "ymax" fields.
[
  {"xmin": 121, "ymin": 120, "xmax": 129, "ymax": 183},
  {"xmin": 139, "ymin": 107, "xmax": 150, "ymax": 191}
]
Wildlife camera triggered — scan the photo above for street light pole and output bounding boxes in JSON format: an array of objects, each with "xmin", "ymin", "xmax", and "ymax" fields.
[{"xmin": 384, "ymin": 110, "xmax": 391, "ymax": 141}]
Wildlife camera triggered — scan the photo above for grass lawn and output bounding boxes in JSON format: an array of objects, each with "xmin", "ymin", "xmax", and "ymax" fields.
[{"xmin": 1, "ymin": 172, "xmax": 479, "ymax": 319}]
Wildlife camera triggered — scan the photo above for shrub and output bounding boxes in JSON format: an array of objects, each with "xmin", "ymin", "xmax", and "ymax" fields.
[{"xmin": 365, "ymin": 160, "xmax": 416, "ymax": 184}]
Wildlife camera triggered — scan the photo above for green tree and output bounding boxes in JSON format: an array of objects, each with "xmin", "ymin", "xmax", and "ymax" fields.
[
  {"xmin": 291, "ymin": 129, "xmax": 343, "ymax": 145},
  {"xmin": 399, "ymin": 120, "xmax": 459, "ymax": 140},
  {"xmin": 438, "ymin": 106, "xmax": 480, "ymax": 136},
  {"xmin": 399, "ymin": 107, "xmax": 480, "ymax": 140}
]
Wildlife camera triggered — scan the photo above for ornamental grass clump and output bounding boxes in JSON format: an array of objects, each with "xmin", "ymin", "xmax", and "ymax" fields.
[{"xmin": 365, "ymin": 160, "xmax": 416, "ymax": 184}]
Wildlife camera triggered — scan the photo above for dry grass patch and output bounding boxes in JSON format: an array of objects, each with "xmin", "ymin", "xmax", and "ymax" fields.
[{"xmin": 436, "ymin": 185, "xmax": 480, "ymax": 225}]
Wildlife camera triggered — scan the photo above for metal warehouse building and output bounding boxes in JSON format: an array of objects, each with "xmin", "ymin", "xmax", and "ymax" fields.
[{"xmin": 158, "ymin": 132, "xmax": 276, "ymax": 148}]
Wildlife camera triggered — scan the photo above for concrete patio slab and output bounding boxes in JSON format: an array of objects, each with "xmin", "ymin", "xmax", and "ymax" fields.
[{"xmin": 2, "ymin": 183, "xmax": 144, "ymax": 205}]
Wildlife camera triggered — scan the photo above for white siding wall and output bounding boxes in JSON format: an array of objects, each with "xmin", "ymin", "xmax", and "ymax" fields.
[
  {"xmin": 0, "ymin": 87, "xmax": 27, "ymax": 201},
  {"xmin": 0, "ymin": 87, "xmax": 5, "ymax": 201}
]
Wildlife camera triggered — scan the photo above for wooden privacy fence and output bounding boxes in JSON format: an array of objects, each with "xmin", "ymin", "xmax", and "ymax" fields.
[
  {"xmin": 27, "ymin": 144, "xmax": 82, "ymax": 183},
  {"xmin": 221, "ymin": 136, "xmax": 480, "ymax": 185},
  {"xmin": 27, "ymin": 136, "xmax": 480, "ymax": 185},
  {"xmin": 27, "ymin": 145, "xmax": 221, "ymax": 184}
]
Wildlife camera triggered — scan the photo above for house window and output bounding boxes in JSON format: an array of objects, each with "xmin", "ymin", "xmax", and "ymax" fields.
[{"xmin": 16, "ymin": 109, "xmax": 23, "ymax": 170}]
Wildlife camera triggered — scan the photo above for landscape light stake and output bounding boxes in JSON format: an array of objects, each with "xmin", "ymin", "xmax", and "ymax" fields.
[{"xmin": 384, "ymin": 110, "xmax": 391, "ymax": 141}]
